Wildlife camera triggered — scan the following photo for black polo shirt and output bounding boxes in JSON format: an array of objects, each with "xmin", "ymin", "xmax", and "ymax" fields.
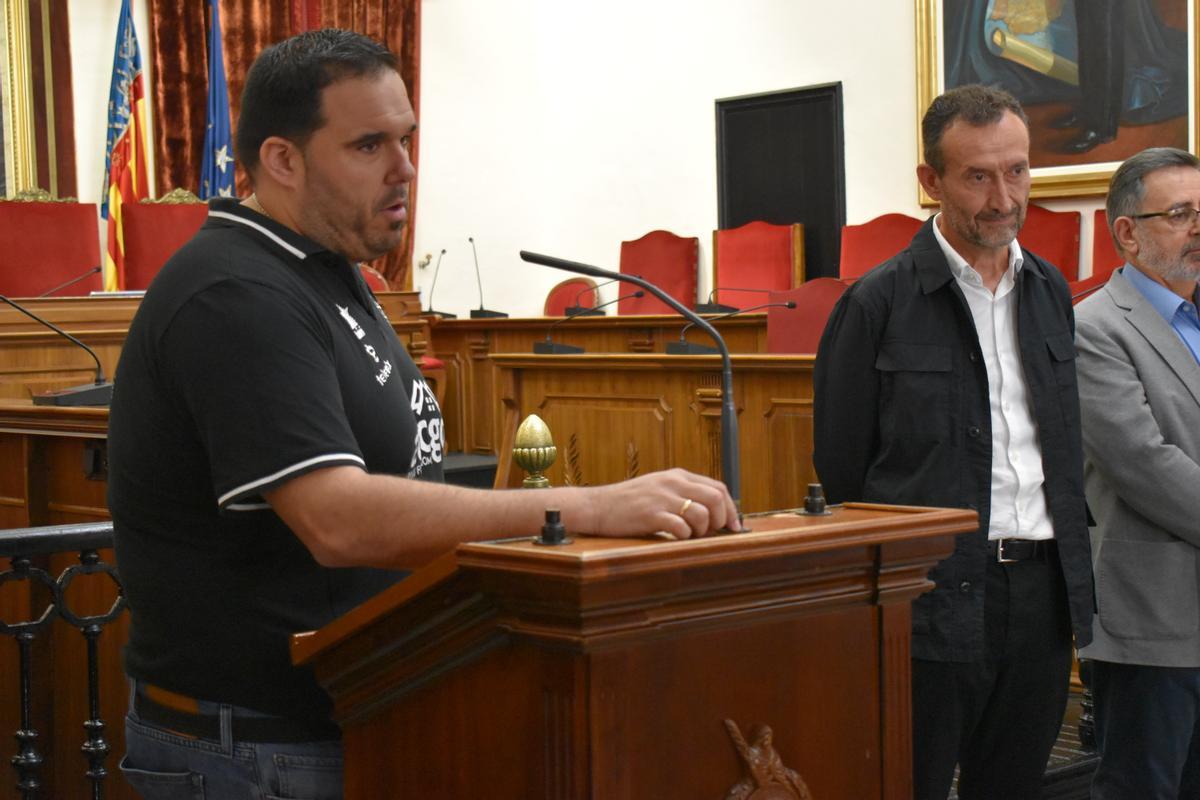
[{"xmin": 108, "ymin": 198, "xmax": 444, "ymax": 725}]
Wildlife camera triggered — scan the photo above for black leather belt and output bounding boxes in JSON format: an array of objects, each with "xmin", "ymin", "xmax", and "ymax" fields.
[
  {"xmin": 988, "ymin": 538, "xmax": 1056, "ymax": 564},
  {"xmin": 133, "ymin": 687, "xmax": 340, "ymax": 743}
]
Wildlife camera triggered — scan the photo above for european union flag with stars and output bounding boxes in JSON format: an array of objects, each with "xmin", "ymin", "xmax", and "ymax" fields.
[{"xmin": 199, "ymin": 0, "xmax": 234, "ymax": 199}]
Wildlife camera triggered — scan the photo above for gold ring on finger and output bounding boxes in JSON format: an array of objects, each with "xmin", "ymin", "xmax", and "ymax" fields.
[{"xmin": 678, "ymin": 498, "xmax": 693, "ymax": 516}]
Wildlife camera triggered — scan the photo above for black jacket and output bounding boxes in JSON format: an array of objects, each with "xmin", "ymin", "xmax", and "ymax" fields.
[{"xmin": 813, "ymin": 219, "xmax": 1094, "ymax": 661}]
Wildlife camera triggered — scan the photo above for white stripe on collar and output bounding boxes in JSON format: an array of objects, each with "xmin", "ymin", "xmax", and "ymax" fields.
[{"xmin": 209, "ymin": 209, "xmax": 308, "ymax": 260}]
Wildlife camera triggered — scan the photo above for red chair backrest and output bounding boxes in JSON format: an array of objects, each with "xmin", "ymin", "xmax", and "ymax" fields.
[
  {"xmin": 1091, "ymin": 208, "xmax": 1124, "ymax": 282},
  {"xmin": 1020, "ymin": 204, "xmax": 1081, "ymax": 280},
  {"xmin": 766, "ymin": 279, "xmax": 849, "ymax": 354},
  {"xmin": 358, "ymin": 264, "xmax": 390, "ymax": 292},
  {"xmin": 618, "ymin": 230, "xmax": 698, "ymax": 314},
  {"xmin": 712, "ymin": 221, "xmax": 804, "ymax": 307},
  {"xmin": 838, "ymin": 213, "xmax": 924, "ymax": 281},
  {"xmin": 0, "ymin": 202, "xmax": 102, "ymax": 296},
  {"xmin": 544, "ymin": 277, "xmax": 597, "ymax": 316},
  {"xmin": 123, "ymin": 201, "xmax": 209, "ymax": 290}
]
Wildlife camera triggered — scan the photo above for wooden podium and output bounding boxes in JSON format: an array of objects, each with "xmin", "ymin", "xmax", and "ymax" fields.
[{"xmin": 292, "ymin": 504, "xmax": 975, "ymax": 799}]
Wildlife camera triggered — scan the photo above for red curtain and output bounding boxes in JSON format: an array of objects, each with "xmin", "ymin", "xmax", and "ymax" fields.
[{"xmin": 146, "ymin": 0, "xmax": 420, "ymax": 288}]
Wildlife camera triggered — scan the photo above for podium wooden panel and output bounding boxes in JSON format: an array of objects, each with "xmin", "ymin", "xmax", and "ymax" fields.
[
  {"xmin": 293, "ymin": 504, "xmax": 975, "ymax": 799},
  {"xmin": 430, "ymin": 315, "xmax": 768, "ymax": 455},
  {"xmin": 493, "ymin": 354, "xmax": 813, "ymax": 513}
]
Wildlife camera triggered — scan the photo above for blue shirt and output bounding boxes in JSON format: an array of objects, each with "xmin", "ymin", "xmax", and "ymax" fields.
[{"xmin": 1123, "ymin": 264, "xmax": 1200, "ymax": 366}]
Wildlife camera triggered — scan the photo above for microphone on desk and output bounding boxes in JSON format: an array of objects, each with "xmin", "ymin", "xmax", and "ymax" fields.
[
  {"xmin": 468, "ymin": 237, "xmax": 508, "ymax": 319},
  {"xmin": 424, "ymin": 249, "xmax": 457, "ymax": 318},
  {"xmin": 696, "ymin": 287, "xmax": 774, "ymax": 315},
  {"xmin": 564, "ymin": 277, "xmax": 620, "ymax": 316},
  {"xmin": 38, "ymin": 266, "xmax": 102, "ymax": 298},
  {"xmin": 667, "ymin": 301, "xmax": 796, "ymax": 354},
  {"xmin": 535, "ymin": 290, "xmax": 645, "ymax": 353},
  {"xmin": 520, "ymin": 250, "xmax": 742, "ymax": 516},
  {"xmin": 0, "ymin": 294, "xmax": 113, "ymax": 406}
]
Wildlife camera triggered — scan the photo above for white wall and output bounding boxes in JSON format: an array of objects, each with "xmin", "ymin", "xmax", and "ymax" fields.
[{"xmin": 414, "ymin": 0, "xmax": 1104, "ymax": 317}]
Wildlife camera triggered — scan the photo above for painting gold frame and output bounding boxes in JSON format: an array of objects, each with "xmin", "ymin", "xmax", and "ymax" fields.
[
  {"xmin": 0, "ymin": 0, "xmax": 36, "ymax": 197},
  {"xmin": 915, "ymin": 0, "xmax": 1200, "ymax": 204}
]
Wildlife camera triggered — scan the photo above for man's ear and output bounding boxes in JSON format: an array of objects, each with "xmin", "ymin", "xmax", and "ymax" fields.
[
  {"xmin": 1111, "ymin": 216, "xmax": 1138, "ymax": 259},
  {"xmin": 256, "ymin": 136, "xmax": 304, "ymax": 190},
  {"xmin": 916, "ymin": 163, "xmax": 942, "ymax": 202}
]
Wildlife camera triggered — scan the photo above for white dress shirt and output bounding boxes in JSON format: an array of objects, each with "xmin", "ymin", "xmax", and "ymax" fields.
[{"xmin": 932, "ymin": 215, "xmax": 1054, "ymax": 541}]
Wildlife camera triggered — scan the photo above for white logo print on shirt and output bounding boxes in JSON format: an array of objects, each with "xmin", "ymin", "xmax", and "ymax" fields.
[{"xmin": 407, "ymin": 378, "xmax": 444, "ymax": 477}]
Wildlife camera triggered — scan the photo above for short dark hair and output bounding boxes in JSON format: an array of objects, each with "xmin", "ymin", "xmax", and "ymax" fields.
[
  {"xmin": 235, "ymin": 29, "xmax": 399, "ymax": 176},
  {"xmin": 1107, "ymin": 147, "xmax": 1200, "ymax": 235},
  {"xmin": 921, "ymin": 84, "xmax": 1029, "ymax": 174}
]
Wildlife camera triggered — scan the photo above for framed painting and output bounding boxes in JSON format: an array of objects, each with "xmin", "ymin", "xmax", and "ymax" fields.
[
  {"xmin": 0, "ymin": 0, "xmax": 36, "ymax": 197},
  {"xmin": 916, "ymin": 0, "xmax": 1197, "ymax": 203}
]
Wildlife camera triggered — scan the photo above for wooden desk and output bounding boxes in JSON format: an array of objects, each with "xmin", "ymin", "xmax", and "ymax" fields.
[
  {"xmin": 294, "ymin": 503, "xmax": 975, "ymax": 799},
  {"xmin": 493, "ymin": 354, "xmax": 813, "ymax": 514},
  {"xmin": 430, "ymin": 314, "xmax": 769, "ymax": 455},
  {"xmin": 0, "ymin": 291, "xmax": 432, "ymax": 402}
]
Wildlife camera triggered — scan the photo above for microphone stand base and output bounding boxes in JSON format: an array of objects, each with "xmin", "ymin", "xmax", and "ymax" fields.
[
  {"xmin": 696, "ymin": 303, "xmax": 739, "ymax": 314},
  {"xmin": 470, "ymin": 308, "xmax": 509, "ymax": 319},
  {"xmin": 424, "ymin": 309, "xmax": 458, "ymax": 319},
  {"xmin": 533, "ymin": 341, "xmax": 585, "ymax": 354},
  {"xmin": 666, "ymin": 341, "xmax": 720, "ymax": 355},
  {"xmin": 563, "ymin": 306, "xmax": 605, "ymax": 316},
  {"xmin": 33, "ymin": 381, "xmax": 114, "ymax": 407}
]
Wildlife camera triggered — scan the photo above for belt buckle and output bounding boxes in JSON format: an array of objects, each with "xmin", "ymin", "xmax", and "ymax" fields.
[{"xmin": 996, "ymin": 539, "xmax": 1019, "ymax": 564}]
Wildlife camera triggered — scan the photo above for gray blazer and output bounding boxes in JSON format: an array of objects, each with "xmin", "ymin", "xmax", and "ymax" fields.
[{"xmin": 1076, "ymin": 267, "xmax": 1200, "ymax": 667}]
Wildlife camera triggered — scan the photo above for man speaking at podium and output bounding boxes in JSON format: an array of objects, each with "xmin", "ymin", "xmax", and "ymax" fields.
[
  {"xmin": 813, "ymin": 85, "xmax": 1094, "ymax": 800},
  {"xmin": 107, "ymin": 29, "xmax": 736, "ymax": 798}
]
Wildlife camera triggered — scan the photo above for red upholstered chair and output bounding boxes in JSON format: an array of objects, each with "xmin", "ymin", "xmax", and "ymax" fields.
[
  {"xmin": 766, "ymin": 279, "xmax": 850, "ymax": 354},
  {"xmin": 359, "ymin": 264, "xmax": 390, "ymax": 292},
  {"xmin": 618, "ymin": 230, "xmax": 698, "ymax": 314},
  {"xmin": 838, "ymin": 213, "xmax": 924, "ymax": 281},
  {"xmin": 1090, "ymin": 208, "xmax": 1124, "ymax": 283},
  {"xmin": 711, "ymin": 221, "xmax": 805, "ymax": 309},
  {"xmin": 122, "ymin": 193, "xmax": 208, "ymax": 290},
  {"xmin": 0, "ymin": 198, "xmax": 102, "ymax": 296},
  {"xmin": 544, "ymin": 277, "xmax": 598, "ymax": 316},
  {"xmin": 1020, "ymin": 204, "xmax": 1081, "ymax": 280}
]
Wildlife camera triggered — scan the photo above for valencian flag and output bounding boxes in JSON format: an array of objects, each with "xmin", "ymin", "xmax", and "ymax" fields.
[
  {"xmin": 100, "ymin": 0, "xmax": 150, "ymax": 291},
  {"xmin": 199, "ymin": 0, "xmax": 234, "ymax": 199}
]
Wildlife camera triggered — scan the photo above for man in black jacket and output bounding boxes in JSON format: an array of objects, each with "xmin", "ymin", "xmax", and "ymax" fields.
[{"xmin": 814, "ymin": 85, "xmax": 1093, "ymax": 799}]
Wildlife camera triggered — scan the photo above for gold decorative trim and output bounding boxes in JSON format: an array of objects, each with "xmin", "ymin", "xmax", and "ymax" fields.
[
  {"xmin": 1, "ymin": 0, "xmax": 37, "ymax": 195},
  {"xmin": 38, "ymin": 0, "xmax": 55, "ymax": 196},
  {"xmin": 914, "ymin": 0, "xmax": 1200, "ymax": 205},
  {"xmin": 142, "ymin": 188, "xmax": 204, "ymax": 205},
  {"xmin": 5, "ymin": 186, "xmax": 75, "ymax": 202}
]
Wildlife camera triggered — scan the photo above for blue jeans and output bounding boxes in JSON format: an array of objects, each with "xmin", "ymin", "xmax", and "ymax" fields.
[{"xmin": 119, "ymin": 683, "xmax": 344, "ymax": 799}]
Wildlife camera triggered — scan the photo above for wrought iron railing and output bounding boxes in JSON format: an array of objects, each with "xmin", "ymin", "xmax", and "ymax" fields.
[{"xmin": 0, "ymin": 522, "xmax": 125, "ymax": 799}]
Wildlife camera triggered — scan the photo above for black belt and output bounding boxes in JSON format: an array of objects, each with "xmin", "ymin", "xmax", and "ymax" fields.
[
  {"xmin": 988, "ymin": 538, "xmax": 1056, "ymax": 564},
  {"xmin": 133, "ymin": 689, "xmax": 340, "ymax": 743}
]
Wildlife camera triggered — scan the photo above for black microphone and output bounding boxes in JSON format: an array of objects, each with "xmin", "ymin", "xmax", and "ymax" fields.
[
  {"xmin": 564, "ymin": 277, "xmax": 620, "ymax": 317},
  {"xmin": 424, "ymin": 249, "xmax": 456, "ymax": 318},
  {"xmin": 535, "ymin": 290, "xmax": 644, "ymax": 354},
  {"xmin": 468, "ymin": 237, "xmax": 508, "ymax": 319},
  {"xmin": 667, "ymin": 301, "xmax": 796, "ymax": 355},
  {"xmin": 39, "ymin": 266, "xmax": 101, "ymax": 298},
  {"xmin": 0, "ymin": 295, "xmax": 114, "ymax": 406},
  {"xmin": 520, "ymin": 250, "xmax": 742, "ymax": 518},
  {"xmin": 697, "ymin": 287, "xmax": 774, "ymax": 314}
]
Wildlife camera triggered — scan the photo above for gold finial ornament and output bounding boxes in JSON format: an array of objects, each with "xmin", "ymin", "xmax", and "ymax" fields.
[{"xmin": 513, "ymin": 414, "xmax": 556, "ymax": 489}]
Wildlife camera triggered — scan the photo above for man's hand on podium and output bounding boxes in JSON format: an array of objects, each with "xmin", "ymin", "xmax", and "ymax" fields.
[{"xmin": 578, "ymin": 468, "xmax": 739, "ymax": 540}]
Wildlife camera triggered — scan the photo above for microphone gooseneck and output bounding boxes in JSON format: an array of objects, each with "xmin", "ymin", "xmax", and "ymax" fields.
[
  {"xmin": 0, "ymin": 294, "xmax": 114, "ymax": 406},
  {"xmin": 678, "ymin": 300, "xmax": 796, "ymax": 341},
  {"xmin": 425, "ymin": 249, "xmax": 456, "ymax": 318},
  {"xmin": 520, "ymin": 250, "xmax": 741, "ymax": 515},
  {"xmin": 39, "ymin": 266, "xmax": 102, "ymax": 298},
  {"xmin": 467, "ymin": 237, "xmax": 508, "ymax": 318},
  {"xmin": 535, "ymin": 290, "xmax": 644, "ymax": 354}
]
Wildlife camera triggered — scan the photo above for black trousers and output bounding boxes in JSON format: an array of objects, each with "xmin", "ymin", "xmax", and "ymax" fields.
[
  {"xmin": 1091, "ymin": 660, "xmax": 1200, "ymax": 799},
  {"xmin": 1076, "ymin": 0, "xmax": 1125, "ymax": 136},
  {"xmin": 912, "ymin": 549, "xmax": 1074, "ymax": 800}
]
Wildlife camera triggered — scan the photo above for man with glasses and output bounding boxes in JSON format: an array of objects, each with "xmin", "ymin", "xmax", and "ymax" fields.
[{"xmin": 1075, "ymin": 146, "xmax": 1200, "ymax": 798}]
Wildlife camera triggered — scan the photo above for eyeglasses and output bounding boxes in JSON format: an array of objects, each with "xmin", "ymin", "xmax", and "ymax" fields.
[{"xmin": 1132, "ymin": 206, "xmax": 1200, "ymax": 229}]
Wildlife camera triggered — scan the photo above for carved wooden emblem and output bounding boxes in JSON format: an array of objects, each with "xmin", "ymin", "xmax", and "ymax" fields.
[{"xmin": 723, "ymin": 719, "xmax": 813, "ymax": 800}]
